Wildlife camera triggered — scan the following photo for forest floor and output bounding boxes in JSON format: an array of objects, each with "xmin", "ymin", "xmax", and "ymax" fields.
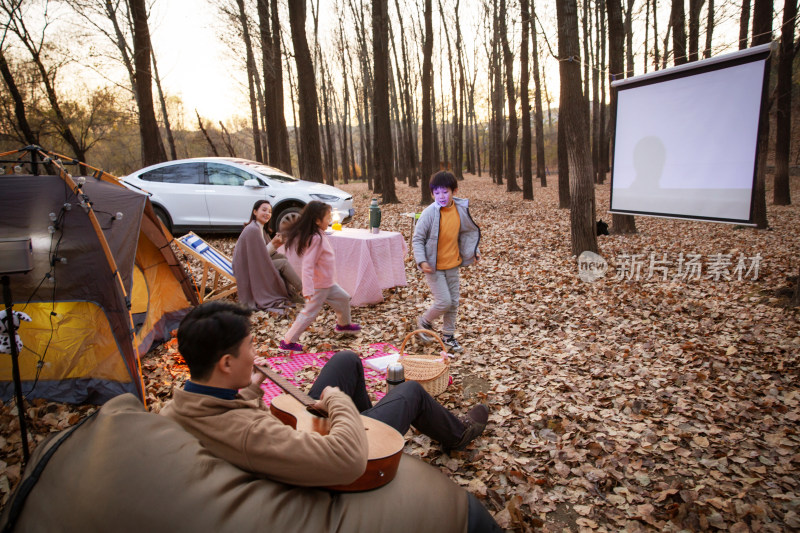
[{"xmin": 2, "ymin": 173, "xmax": 800, "ymax": 532}]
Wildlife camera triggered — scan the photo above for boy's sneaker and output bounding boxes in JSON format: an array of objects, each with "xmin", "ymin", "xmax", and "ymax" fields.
[
  {"xmin": 443, "ymin": 404, "xmax": 489, "ymax": 453},
  {"xmin": 416, "ymin": 317, "xmax": 434, "ymax": 343},
  {"xmin": 279, "ymin": 340, "xmax": 304, "ymax": 352},
  {"xmin": 442, "ymin": 334, "xmax": 463, "ymax": 353},
  {"xmin": 334, "ymin": 323, "xmax": 361, "ymax": 336}
]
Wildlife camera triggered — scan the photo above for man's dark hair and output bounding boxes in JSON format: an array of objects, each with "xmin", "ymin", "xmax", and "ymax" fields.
[
  {"xmin": 429, "ymin": 171, "xmax": 458, "ymax": 192},
  {"xmin": 177, "ymin": 302, "xmax": 253, "ymax": 381}
]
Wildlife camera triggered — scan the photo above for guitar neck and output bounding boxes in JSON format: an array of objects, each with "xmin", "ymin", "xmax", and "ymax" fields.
[{"xmin": 255, "ymin": 365, "xmax": 315, "ymax": 408}]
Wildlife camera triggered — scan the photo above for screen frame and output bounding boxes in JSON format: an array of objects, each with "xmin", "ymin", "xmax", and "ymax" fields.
[{"xmin": 608, "ymin": 43, "xmax": 773, "ymax": 225}]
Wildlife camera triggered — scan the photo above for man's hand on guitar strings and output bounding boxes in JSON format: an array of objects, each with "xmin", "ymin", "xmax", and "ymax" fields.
[{"xmin": 308, "ymin": 386, "xmax": 340, "ymax": 417}]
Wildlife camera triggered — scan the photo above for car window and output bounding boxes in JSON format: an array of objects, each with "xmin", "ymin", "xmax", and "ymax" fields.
[
  {"xmin": 236, "ymin": 160, "xmax": 297, "ymax": 182},
  {"xmin": 140, "ymin": 163, "xmax": 205, "ymax": 184},
  {"xmin": 207, "ymin": 163, "xmax": 254, "ymax": 186}
]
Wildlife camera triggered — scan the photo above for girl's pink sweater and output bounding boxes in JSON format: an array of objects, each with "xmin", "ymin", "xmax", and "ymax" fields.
[{"xmin": 300, "ymin": 232, "xmax": 336, "ymax": 297}]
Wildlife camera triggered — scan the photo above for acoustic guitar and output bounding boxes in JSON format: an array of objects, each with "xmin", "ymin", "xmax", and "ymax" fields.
[{"xmin": 255, "ymin": 364, "xmax": 405, "ymax": 492}]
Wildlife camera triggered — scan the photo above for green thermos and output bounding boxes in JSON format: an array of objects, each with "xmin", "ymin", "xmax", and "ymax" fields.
[{"xmin": 369, "ymin": 198, "xmax": 381, "ymax": 234}]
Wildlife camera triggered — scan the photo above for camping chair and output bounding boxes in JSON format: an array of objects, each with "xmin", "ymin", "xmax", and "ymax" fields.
[{"xmin": 175, "ymin": 232, "xmax": 237, "ymax": 303}]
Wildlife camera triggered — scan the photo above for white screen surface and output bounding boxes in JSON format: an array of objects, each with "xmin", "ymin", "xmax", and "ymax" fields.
[{"xmin": 610, "ymin": 52, "xmax": 768, "ymax": 224}]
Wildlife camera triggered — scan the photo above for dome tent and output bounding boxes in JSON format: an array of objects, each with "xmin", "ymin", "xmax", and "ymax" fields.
[{"xmin": 0, "ymin": 147, "xmax": 198, "ymax": 404}]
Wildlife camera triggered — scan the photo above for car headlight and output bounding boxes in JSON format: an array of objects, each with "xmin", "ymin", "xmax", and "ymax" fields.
[{"xmin": 310, "ymin": 194, "xmax": 341, "ymax": 202}]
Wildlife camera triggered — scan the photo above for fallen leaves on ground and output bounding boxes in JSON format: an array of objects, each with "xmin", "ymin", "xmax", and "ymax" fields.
[{"xmin": 2, "ymin": 174, "xmax": 799, "ymax": 532}]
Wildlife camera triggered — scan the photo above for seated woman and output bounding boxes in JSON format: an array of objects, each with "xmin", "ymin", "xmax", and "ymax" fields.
[{"xmin": 232, "ymin": 200, "xmax": 303, "ymax": 312}]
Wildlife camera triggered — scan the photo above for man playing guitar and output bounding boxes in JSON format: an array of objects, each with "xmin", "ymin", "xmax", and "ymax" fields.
[{"xmin": 161, "ymin": 302, "xmax": 499, "ymax": 532}]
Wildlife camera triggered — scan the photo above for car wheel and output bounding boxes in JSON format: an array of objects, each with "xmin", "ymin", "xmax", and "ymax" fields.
[
  {"xmin": 273, "ymin": 206, "xmax": 302, "ymax": 233},
  {"xmin": 153, "ymin": 206, "xmax": 173, "ymax": 234}
]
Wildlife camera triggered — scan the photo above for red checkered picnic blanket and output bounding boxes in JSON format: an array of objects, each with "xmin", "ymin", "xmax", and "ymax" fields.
[{"xmin": 259, "ymin": 343, "xmax": 400, "ymax": 403}]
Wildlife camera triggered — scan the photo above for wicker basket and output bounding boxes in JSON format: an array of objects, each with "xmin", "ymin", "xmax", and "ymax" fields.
[{"xmin": 398, "ymin": 329, "xmax": 452, "ymax": 396}]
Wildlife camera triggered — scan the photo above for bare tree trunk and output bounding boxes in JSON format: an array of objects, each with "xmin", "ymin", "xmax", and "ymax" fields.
[
  {"xmin": 322, "ymin": 65, "xmax": 338, "ymax": 185},
  {"xmin": 593, "ymin": 0, "xmax": 602, "ymax": 181},
  {"xmin": 455, "ymin": 11, "xmax": 466, "ymax": 181},
  {"xmin": 338, "ymin": 19, "xmax": 352, "ymax": 184},
  {"xmin": 671, "ymin": 0, "xmax": 688, "ymax": 65},
  {"xmin": 688, "ymin": 0, "xmax": 705, "ymax": 62},
  {"xmin": 288, "ymin": 0, "xmax": 323, "ymax": 182},
  {"xmin": 219, "ymin": 121, "xmax": 237, "ymax": 157},
  {"xmin": 271, "ymin": 0, "xmax": 292, "ymax": 172},
  {"xmin": 751, "ymin": 0, "xmax": 773, "ymax": 228},
  {"xmin": 773, "ymin": 0, "xmax": 795, "ymax": 205},
  {"xmin": 624, "ymin": 0, "xmax": 634, "ymax": 76},
  {"xmin": 129, "ymin": 0, "xmax": 166, "ymax": 166},
  {"xmin": 394, "ymin": 0, "xmax": 418, "ymax": 187},
  {"xmin": 599, "ymin": 0, "xmax": 609, "ymax": 179},
  {"xmin": 196, "ymin": 110, "xmax": 220, "ymax": 156},
  {"xmin": 645, "ymin": 0, "xmax": 650, "ymax": 73},
  {"xmin": 703, "ymin": 0, "xmax": 715, "ymax": 58},
  {"xmin": 608, "ymin": 0, "xmax": 637, "ymax": 234},
  {"xmin": 739, "ymin": 0, "xmax": 751, "ymax": 50},
  {"xmin": 373, "ymin": 0, "xmax": 398, "ymax": 202},
  {"xmin": 257, "ymin": 0, "xmax": 277, "ymax": 166},
  {"xmin": 557, "ymin": 0, "xmax": 598, "ymax": 256},
  {"xmin": 557, "ymin": 105, "xmax": 570, "ymax": 208},
  {"xmin": 653, "ymin": 0, "xmax": 661, "ymax": 68},
  {"xmin": 421, "ymin": 0, "xmax": 434, "ymax": 203},
  {"xmin": 501, "ymin": 0, "xmax": 521, "ymax": 191},
  {"xmin": 491, "ymin": 0, "xmax": 504, "ymax": 185},
  {"xmin": 531, "ymin": 1, "xmax": 547, "ymax": 186},
  {"xmin": 150, "ymin": 49, "xmax": 176, "ymax": 160},
  {"xmin": 521, "ymin": 0, "xmax": 533, "ymax": 200},
  {"xmin": 235, "ymin": 0, "xmax": 264, "ymax": 163},
  {"xmin": 0, "ymin": 51, "xmax": 37, "ymax": 145}
]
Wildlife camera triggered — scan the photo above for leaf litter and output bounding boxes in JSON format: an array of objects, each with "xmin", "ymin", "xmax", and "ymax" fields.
[{"xmin": 1, "ymin": 174, "xmax": 799, "ymax": 532}]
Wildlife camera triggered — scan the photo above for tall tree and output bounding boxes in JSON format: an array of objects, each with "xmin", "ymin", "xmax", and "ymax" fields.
[
  {"xmin": 288, "ymin": 0, "xmax": 323, "ymax": 182},
  {"xmin": 688, "ymin": 0, "xmax": 705, "ymax": 62},
  {"xmin": 270, "ymin": 0, "xmax": 292, "ymax": 172},
  {"xmin": 235, "ymin": 0, "xmax": 264, "ymax": 163},
  {"xmin": 557, "ymin": 0, "xmax": 598, "ymax": 255},
  {"xmin": 751, "ymin": 0, "xmax": 773, "ymax": 228},
  {"xmin": 608, "ymin": 0, "xmax": 637, "ymax": 233},
  {"xmin": 703, "ymin": 0, "xmax": 715, "ymax": 58},
  {"xmin": 491, "ymin": 0, "xmax": 504, "ymax": 185},
  {"xmin": 129, "ymin": 0, "xmax": 166, "ymax": 166},
  {"xmin": 773, "ymin": 0, "xmax": 796, "ymax": 205},
  {"xmin": 0, "ymin": 50, "xmax": 37, "ymax": 145},
  {"xmin": 520, "ymin": 0, "xmax": 533, "ymax": 200},
  {"xmin": 372, "ymin": 0, "xmax": 398, "ymax": 202},
  {"xmin": 150, "ymin": 50, "xmax": 176, "ymax": 160},
  {"xmin": 624, "ymin": 0, "xmax": 635, "ymax": 76},
  {"xmin": 739, "ymin": 0, "xmax": 751, "ymax": 49},
  {"xmin": 501, "ymin": 0, "xmax": 521, "ymax": 191},
  {"xmin": 671, "ymin": 0, "xmax": 688, "ymax": 65},
  {"xmin": 531, "ymin": 1, "xmax": 547, "ymax": 186}
]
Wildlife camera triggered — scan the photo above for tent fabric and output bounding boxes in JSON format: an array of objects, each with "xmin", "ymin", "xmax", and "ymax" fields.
[{"xmin": 0, "ymin": 162, "xmax": 197, "ymax": 404}]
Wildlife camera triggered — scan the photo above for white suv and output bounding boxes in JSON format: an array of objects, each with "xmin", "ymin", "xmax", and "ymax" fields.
[{"xmin": 121, "ymin": 157, "xmax": 354, "ymax": 234}]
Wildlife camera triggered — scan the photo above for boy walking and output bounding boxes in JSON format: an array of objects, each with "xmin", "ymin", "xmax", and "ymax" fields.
[{"xmin": 412, "ymin": 171, "xmax": 481, "ymax": 352}]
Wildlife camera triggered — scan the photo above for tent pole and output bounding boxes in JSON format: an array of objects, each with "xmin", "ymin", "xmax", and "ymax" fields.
[{"xmin": 2, "ymin": 275, "xmax": 30, "ymax": 463}]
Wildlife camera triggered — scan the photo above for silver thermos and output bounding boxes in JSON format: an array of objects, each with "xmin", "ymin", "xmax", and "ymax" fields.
[{"xmin": 386, "ymin": 360, "xmax": 405, "ymax": 392}]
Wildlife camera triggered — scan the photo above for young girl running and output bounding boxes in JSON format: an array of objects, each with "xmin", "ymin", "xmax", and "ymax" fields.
[{"xmin": 280, "ymin": 201, "xmax": 361, "ymax": 352}]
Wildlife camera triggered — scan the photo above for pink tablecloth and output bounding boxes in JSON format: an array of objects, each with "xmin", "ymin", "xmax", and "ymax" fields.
[{"xmin": 283, "ymin": 228, "xmax": 407, "ymax": 307}]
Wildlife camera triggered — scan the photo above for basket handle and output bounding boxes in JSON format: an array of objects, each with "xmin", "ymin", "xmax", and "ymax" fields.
[{"xmin": 400, "ymin": 329, "xmax": 448, "ymax": 356}]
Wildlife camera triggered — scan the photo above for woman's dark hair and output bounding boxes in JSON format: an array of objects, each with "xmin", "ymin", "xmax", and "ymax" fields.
[
  {"xmin": 429, "ymin": 170, "xmax": 458, "ymax": 192},
  {"xmin": 177, "ymin": 301, "xmax": 253, "ymax": 381},
  {"xmin": 283, "ymin": 200, "xmax": 331, "ymax": 256}
]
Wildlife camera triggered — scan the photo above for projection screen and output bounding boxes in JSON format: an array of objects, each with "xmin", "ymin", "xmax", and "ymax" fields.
[{"xmin": 609, "ymin": 43, "xmax": 772, "ymax": 225}]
